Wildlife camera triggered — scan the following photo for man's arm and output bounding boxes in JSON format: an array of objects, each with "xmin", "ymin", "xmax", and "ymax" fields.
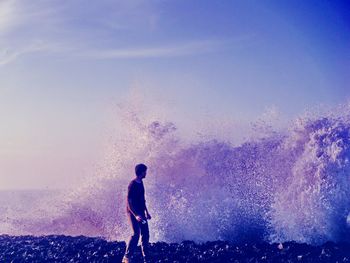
[
  {"xmin": 128, "ymin": 198, "xmax": 138, "ymax": 217},
  {"xmin": 127, "ymin": 183, "xmax": 140, "ymax": 218}
]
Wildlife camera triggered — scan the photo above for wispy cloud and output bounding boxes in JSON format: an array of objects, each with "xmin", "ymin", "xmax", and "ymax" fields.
[
  {"xmin": 0, "ymin": 0, "xmax": 162, "ymax": 65},
  {"xmin": 0, "ymin": 36, "xmax": 252, "ymax": 66},
  {"xmin": 80, "ymin": 40, "xmax": 228, "ymax": 59},
  {"xmin": 0, "ymin": 42, "xmax": 51, "ymax": 66},
  {"xmin": 0, "ymin": 0, "xmax": 253, "ymax": 65},
  {"xmin": 76, "ymin": 34, "xmax": 255, "ymax": 60},
  {"xmin": 0, "ymin": 0, "xmax": 18, "ymax": 34},
  {"xmin": 0, "ymin": 0, "xmax": 63, "ymax": 66}
]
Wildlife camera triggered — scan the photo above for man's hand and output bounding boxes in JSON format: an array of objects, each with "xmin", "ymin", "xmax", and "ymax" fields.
[
  {"xmin": 135, "ymin": 215, "xmax": 143, "ymax": 222},
  {"xmin": 146, "ymin": 212, "xmax": 152, "ymax": 220}
]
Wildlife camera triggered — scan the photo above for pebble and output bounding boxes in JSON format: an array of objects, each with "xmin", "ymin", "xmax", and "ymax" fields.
[{"xmin": 0, "ymin": 235, "xmax": 350, "ymax": 262}]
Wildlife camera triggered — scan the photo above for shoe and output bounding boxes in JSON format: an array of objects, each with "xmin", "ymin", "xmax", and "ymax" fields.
[{"xmin": 122, "ymin": 256, "xmax": 130, "ymax": 263}]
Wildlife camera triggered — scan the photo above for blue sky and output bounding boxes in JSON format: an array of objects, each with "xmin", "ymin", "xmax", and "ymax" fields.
[{"xmin": 0, "ymin": 0, "xmax": 349, "ymax": 189}]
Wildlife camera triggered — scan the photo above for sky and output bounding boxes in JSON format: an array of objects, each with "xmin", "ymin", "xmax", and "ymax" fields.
[{"xmin": 0, "ymin": 0, "xmax": 349, "ymax": 189}]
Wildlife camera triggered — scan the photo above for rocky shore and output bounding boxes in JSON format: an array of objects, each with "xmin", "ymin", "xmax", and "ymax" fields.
[{"xmin": 0, "ymin": 235, "xmax": 349, "ymax": 262}]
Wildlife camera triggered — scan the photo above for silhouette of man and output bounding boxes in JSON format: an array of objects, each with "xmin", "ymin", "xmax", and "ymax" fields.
[{"xmin": 122, "ymin": 163, "xmax": 151, "ymax": 263}]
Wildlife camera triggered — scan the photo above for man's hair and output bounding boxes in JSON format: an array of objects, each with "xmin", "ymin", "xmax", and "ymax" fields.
[{"xmin": 135, "ymin": 163, "xmax": 147, "ymax": 176}]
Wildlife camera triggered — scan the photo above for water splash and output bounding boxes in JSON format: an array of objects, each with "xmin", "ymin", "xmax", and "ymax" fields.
[{"xmin": 2, "ymin": 105, "xmax": 350, "ymax": 245}]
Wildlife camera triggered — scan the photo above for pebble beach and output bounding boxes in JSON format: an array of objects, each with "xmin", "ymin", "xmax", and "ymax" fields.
[{"xmin": 1, "ymin": 235, "xmax": 349, "ymax": 262}]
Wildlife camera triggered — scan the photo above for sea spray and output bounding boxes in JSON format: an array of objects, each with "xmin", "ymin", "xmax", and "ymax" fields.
[
  {"xmin": 1, "ymin": 107, "xmax": 350, "ymax": 245},
  {"xmin": 270, "ymin": 115, "xmax": 350, "ymax": 244}
]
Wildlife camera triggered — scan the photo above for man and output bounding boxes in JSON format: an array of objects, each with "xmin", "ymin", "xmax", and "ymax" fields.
[{"xmin": 122, "ymin": 163, "xmax": 152, "ymax": 263}]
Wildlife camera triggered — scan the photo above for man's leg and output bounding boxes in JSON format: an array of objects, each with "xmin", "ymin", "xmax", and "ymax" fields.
[
  {"xmin": 140, "ymin": 221, "xmax": 150, "ymax": 262},
  {"xmin": 124, "ymin": 213, "xmax": 140, "ymax": 260}
]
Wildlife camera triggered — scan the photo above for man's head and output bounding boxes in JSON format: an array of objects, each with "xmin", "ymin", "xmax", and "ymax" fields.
[{"xmin": 135, "ymin": 163, "xmax": 147, "ymax": 179}]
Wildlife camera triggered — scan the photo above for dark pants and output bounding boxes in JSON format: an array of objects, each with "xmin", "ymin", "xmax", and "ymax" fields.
[{"xmin": 124, "ymin": 212, "xmax": 150, "ymax": 260}]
